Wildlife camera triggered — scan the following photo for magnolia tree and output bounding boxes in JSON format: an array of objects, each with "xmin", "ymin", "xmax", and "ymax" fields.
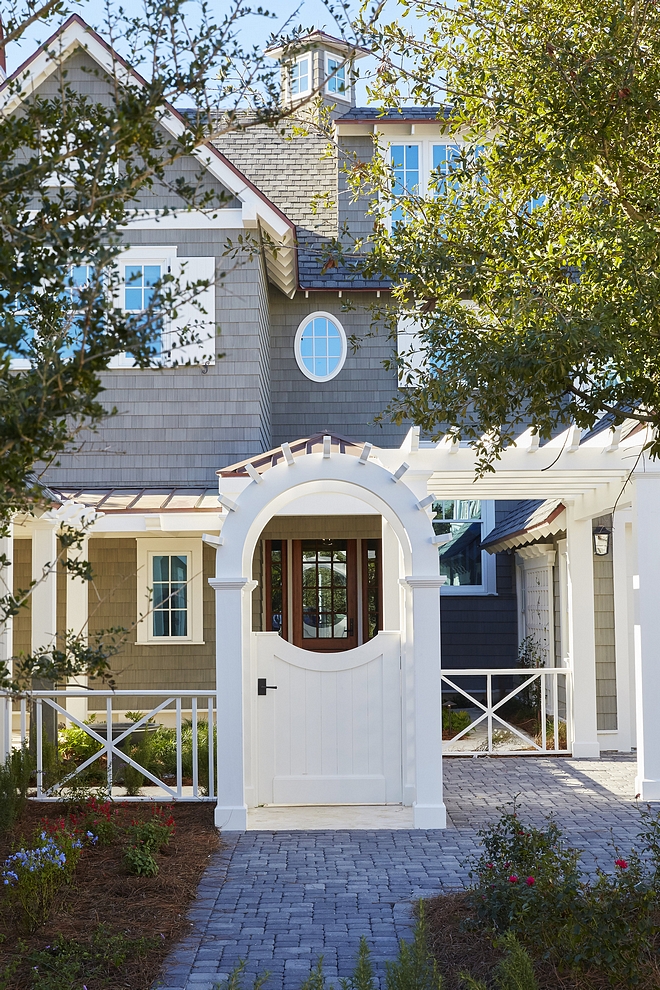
[
  {"xmin": 345, "ymin": 0, "xmax": 660, "ymax": 473},
  {"xmin": 0, "ymin": 0, "xmax": 363, "ymax": 693}
]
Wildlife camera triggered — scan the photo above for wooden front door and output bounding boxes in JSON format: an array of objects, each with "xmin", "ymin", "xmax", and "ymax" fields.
[{"xmin": 292, "ymin": 539, "xmax": 358, "ymax": 651}]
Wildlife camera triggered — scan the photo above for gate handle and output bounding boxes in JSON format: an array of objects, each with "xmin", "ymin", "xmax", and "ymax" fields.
[{"xmin": 257, "ymin": 678, "xmax": 278, "ymax": 696}]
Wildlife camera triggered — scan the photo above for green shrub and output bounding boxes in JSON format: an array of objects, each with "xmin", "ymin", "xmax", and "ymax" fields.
[
  {"xmin": 493, "ymin": 933, "xmax": 538, "ymax": 990},
  {"xmin": 385, "ymin": 903, "xmax": 443, "ymax": 990},
  {"xmin": 442, "ymin": 707, "xmax": 471, "ymax": 735},
  {"xmin": 0, "ymin": 745, "xmax": 33, "ymax": 834},
  {"xmin": 123, "ymin": 805, "xmax": 175, "ymax": 876},
  {"xmin": 468, "ymin": 807, "xmax": 659, "ymax": 986},
  {"xmin": 469, "ymin": 808, "xmax": 581, "ymax": 934},
  {"xmin": 123, "ymin": 842, "xmax": 159, "ymax": 877},
  {"xmin": 28, "ymin": 925, "xmax": 154, "ymax": 989},
  {"xmin": 122, "ymin": 727, "xmax": 156, "ymax": 796}
]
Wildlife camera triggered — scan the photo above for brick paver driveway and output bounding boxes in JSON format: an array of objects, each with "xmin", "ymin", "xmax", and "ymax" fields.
[{"xmin": 157, "ymin": 755, "xmax": 652, "ymax": 990}]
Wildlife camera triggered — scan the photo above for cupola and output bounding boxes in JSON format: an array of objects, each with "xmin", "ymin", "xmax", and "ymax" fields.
[{"xmin": 266, "ymin": 30, "xmax": 369, "ymax": 117}]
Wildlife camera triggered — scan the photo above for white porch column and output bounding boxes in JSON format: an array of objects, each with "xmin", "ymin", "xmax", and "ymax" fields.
[
  {"xmin": 66, "ymin": 537, "xmax": 89, "ymax": 724},
  {"xmin": 404, "ymin": 575, "xmax": 446, "ymax": 829},
  {"xmin": 209, "ymin": 576, "xmax": 253, "ymax": 830},
  {"xmin": 611, "ymin": 509, "xmax": 634, "ymax": 752},
  {"xmin": 0, "ymin": 524, "xmax": 14, "ymax": 761},
  {"xmin": 633, "ymin": 474, "xmax": 660, "ymax": 799},
  {"xmin": 32, "ymin": 521, "xmax": 59, "ymax": 742},
  {"xmin": 565, "ymin": 505, "xmax": 599, "ymax": 757}
]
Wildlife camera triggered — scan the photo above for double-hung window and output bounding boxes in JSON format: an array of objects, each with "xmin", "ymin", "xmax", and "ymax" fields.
[
  {"xmin": 291, "ymin": 56, "xmax": 310, "ymax": 96},
  {"xmin": 326, "ymin": 55, "xmax": 347, "ymax": 99},
  {"xmin": 152, "ymin": 553, "xmax": 188, "ymax": 637},
  {"xmin": 431, "ymin": 144, "xmax": 461, "ymax": 196},
  {"xmin": 136, "ymin": 539, "xmax": 205, "ymax": 644},
  {"xmin": 432, "ymin": 499, "xmax": 496, "ymax": 594},
  {"xmin": 390, "ymin": 144, "xmax": 420, "ymax": 225}
]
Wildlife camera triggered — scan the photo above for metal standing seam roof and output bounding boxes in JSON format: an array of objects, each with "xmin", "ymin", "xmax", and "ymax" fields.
[
  {"xmin": 481, "ymin": 498, "xmax": 566, "ymax": 553},
  {"xmin": 52, "ymin": 488, "xmax": 222, "ymax": 512}
]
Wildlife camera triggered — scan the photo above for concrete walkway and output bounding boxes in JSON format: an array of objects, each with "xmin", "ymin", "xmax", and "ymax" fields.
[{"xmin": 157, "ymin": 755, "xmax": 652, "ymax": 990}]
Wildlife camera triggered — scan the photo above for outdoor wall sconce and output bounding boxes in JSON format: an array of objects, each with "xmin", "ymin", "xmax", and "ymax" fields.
[{"xmin": 593, "ymin": 526, "xmax": 611, "ymax": 556}]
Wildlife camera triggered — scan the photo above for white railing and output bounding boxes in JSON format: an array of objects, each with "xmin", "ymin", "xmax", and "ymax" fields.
[
  {"xmin": 1, "ymin": 689, "xmax": 217, "ymax": 801},
  {"xmin": 441, "ymin": 667, "xmax": 572, "ymax": 756}
]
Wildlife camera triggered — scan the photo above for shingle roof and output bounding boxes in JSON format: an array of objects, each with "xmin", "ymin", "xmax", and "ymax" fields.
[
  {"xmin": 338, "ymin": 106, "xmax": 451, "ymax": 121},
  {"xmin": 481, "ymin": 498, "xmax": 565, "ymax": 553},
  {"xmin": 208, "ymin": 117, "xmax": 391, "ymax": 291}
]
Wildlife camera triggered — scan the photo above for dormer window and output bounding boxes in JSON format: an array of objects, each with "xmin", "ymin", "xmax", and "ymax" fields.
[
  {"xmin": 291, "ymin": 56, "xmax": 310, "ymax": 96},
  {"xmin": 326, "ymin": 55, "xmax": 348, "ymax": 100}
]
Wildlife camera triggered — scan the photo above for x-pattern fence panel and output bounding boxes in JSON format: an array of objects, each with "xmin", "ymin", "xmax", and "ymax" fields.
[
  {"xmin": 1, "ymin": 689, "xmax": 217, "ymax": 801},
  {"xmin": 441, "ymin": 667, "xmax": 572, "ymax": 756}
]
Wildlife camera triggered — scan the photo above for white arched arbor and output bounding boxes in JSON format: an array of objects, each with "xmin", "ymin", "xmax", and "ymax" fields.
[{"xmin": 208, "ymin": 450, "xmax": 445, "ymax": 830}]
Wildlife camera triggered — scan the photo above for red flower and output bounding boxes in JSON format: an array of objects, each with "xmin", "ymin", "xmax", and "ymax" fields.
[
  {"xmin": 486, "ymin": 863, "xmax": 494, "ymax": 870},
  {"xmin": 525, "ymin": 877, "xmax": 535, "ymax": 886},
  {"xmin": 615, "ymin": 858, "xmax": 629, "ymax": 869},
  {"xmin": 508, "ymin": 875, "xmax": 519, "ymax": 883}
]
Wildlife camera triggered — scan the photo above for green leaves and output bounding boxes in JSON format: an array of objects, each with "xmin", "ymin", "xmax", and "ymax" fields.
[{"xmin": 354, "ymin": 0, "xmax": 660, "ymax": 463}]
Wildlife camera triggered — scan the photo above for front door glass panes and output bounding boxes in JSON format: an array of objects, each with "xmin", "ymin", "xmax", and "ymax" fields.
[
  {"xmin": 269, "ymin": 540, "xmax": 285, "ymax": 634},
  {"xmin": 364, "ymin": 539, "xmax": 380, "ymax": 640},
  {"xmin": 302, "ymin": 540, "xmax": 348, "ymax": 639},
  {"xmin": 432, "ymin": 500, "xmax": 483, "ymax": 587},
  {"xmin": 152, "ymin": 554, "xmax": 188, "ymax": 637}
]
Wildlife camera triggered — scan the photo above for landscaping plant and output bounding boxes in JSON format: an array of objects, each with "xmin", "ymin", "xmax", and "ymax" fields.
[
  {"xmin": 0, "ymin": 745, "xmax": 33, "ymax": 835},
  {"xmin": 467, "ymin": 807, "xmax": 659, "ymax": 986},
  {"xmin": 1, "ymin": 824, "xmax": 85, "ymax": 931},
  {"xmin": 124, "ymin": 805, "xmax": 175, "ymax": 877},
  {"xmin": 28, "ymin": 925, "xmax": 154, "ymax": 989}
]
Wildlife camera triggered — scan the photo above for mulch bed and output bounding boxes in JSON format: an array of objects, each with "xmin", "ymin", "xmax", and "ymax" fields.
[
  {"xmin": 425, "ymin": 890, "xmax": 660, "ymax": 990},
  {"xmin": 0, "ymin": 801, "xmax": 219, "ymax": 990}
]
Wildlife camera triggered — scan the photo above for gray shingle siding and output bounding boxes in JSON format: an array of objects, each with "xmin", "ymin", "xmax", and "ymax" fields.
[
  {"xmin": 269, "ymin": 290, "xmax": 407, "ymax": 448},
  {"xmin": 43, "ymin": 227, "xmax": 270, "ymax": 488},
  {"xmin": 440, "ymin": 501, "xmax": 519, "ymax": 670}
]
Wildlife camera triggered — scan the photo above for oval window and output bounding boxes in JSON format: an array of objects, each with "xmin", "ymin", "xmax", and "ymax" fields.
[{"xmin": 294, "ymin": 312, "xmax": 347, "ymax": 382}]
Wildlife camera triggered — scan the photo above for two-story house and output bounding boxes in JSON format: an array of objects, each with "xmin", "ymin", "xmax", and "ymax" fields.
[{"xmin": 2, "ymin": 15, "xmax": 658, "ymax": 830}]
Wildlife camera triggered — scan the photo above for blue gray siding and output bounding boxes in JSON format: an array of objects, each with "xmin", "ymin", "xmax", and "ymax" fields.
[{"xmin": 269, "ymin": 289, "xmax": 408, "ymax": 447}]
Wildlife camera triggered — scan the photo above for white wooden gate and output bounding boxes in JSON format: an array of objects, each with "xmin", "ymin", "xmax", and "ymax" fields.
[{"xmin": 254, "ymin": 631, "xmax": 402, "ymax": 805}]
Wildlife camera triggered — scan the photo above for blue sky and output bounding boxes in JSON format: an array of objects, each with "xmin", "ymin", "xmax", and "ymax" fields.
[{"xmin": 6, "ymin": 0, "xmax": 409, "ymax": 105}]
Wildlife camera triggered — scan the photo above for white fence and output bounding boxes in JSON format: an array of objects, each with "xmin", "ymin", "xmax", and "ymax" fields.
[
  {"xmin": 1, "ymin": 689, "xmax": 217, "ymax": 801},
  {"xmin": 441, "ymin": 667, "xmax": 572, "ymax": 756}
]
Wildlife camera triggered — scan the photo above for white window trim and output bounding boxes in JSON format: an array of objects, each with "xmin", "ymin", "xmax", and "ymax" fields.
[
  {"xmin": 294, "ymin": 310, "xmax": 347, "ymax": 383},
  {"xmin": 325, "ymin": 52, "xmax": 350, "ymax": 102},
  {"xmin": 109, "ymin": 246, "xmax": 176, "ymax": 369},
  {"xmin": 438, "ymin": 499, "xmax": 497, "ymax": 596},
  {"xmin": 136, "ymin": 538, "xmax": 204, "ymax": 644}
]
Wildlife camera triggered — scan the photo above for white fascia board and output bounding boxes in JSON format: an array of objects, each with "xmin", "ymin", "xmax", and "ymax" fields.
[
  {"xmin": 122, "ymin": 209, "xmax": 244, "ymax": 230},
  {"xmin": 0, "ymin": 20, "xmax": 134, "ymax": 115},
  {"xmin": 89, "ymin": 512, "xmax": 223, "ymax": 534}
]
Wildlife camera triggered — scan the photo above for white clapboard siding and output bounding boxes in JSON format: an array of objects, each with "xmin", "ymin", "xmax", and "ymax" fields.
[{"xmin": 164, "ymin": 256, "xmax": 216, "ymax": 366}]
